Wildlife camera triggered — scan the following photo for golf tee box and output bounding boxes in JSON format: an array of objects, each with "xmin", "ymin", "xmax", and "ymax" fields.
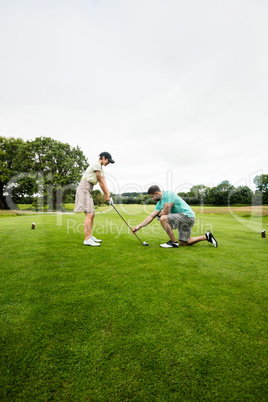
[{"xmin": 261, "ymin": 230, "xmax": 266, "ymax": 238}]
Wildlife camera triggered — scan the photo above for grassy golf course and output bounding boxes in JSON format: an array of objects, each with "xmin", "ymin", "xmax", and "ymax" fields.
[{"xmin": 1, "ymin": 205, "xmax": 267, "ymax": 400}]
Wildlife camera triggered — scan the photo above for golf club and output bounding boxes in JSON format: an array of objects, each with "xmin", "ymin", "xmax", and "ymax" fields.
[{"xmin": 111, "ymin": 203, "xmax": 149, "ymax": 246}]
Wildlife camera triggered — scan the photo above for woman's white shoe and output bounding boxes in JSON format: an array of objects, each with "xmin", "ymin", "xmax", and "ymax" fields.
[{"xmin": 83, "ymin": 238, "xmax": 101, "ymax": 246}]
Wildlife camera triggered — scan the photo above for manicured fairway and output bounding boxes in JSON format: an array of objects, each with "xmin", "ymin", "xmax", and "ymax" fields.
[{"xmin": 0, "ymin": 206, "xmax": 267, "ymax": 400}]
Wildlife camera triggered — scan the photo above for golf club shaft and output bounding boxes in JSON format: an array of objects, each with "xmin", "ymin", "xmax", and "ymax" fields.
[{"xmin": 111, "ymin": 204, "xmax": 144, "ymax": 245}]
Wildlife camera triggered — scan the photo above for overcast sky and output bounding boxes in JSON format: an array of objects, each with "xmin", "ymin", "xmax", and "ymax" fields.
[{"xmin": 0, "ymin": 0, "xmax": 267, "ymax": 194}]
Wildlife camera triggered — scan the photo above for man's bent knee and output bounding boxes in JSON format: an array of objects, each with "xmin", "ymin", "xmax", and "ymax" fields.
[
  {"xmin": 179, "ymin": 240, "xmax": 189, "ymax": 246},
  {"xmin": 160, "ymin": 215, "xmax": 168, "ymax": 223}
]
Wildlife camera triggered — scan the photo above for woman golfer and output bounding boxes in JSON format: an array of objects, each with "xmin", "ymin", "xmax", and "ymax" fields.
[{"xmin": 74, "ymin": 152, "xmax": 115, "ymax": 246}]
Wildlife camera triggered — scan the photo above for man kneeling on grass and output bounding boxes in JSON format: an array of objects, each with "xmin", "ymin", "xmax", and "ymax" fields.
[{"xmin": 132, "ymin": 185, "xmax": 218, "ymax": 248}]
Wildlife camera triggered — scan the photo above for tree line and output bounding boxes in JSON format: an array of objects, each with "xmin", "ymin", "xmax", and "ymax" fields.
[
  {"xmin": 113, "ymin": 177, "xmax": 267, "ymax": 206},
  {"xmin": 0, "ymin": 136, "xmax": 267, "ymax": 209}
]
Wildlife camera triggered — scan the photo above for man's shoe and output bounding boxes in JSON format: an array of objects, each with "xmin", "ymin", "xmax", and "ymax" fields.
[
  {"xmin": 83, "ymin": 238, "xmax": 101, "ymax": 246},
  {"xmin": 91, "ymin": 236, "xmax": 102, "ymax": 243},
  {"xmin": 206, "ymin": 232, "xmax": 218, "ymax": 247},
  {"xmin": 160, "ymin": 240, "xmax": 179, "ymax": 248}
]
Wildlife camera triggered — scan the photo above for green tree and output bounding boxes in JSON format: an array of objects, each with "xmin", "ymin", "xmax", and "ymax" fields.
[
  {"xmin": 187, "ymin": 184, "xmax": 209, "ymax": 204},
  {"xmin": 230, "ymin": 185, "xmax": 253, "ymax": 204},
  {"xmin": 0, "ymin": 136, "xmax": 25, "ymax": 209},
  {"xmin": 92, "ymin": 190, "xmax": 105, "ymax": 206},
  {"xmin": 142, "ymin": 194, "xmax": 155, "ymax": 205},
  {"xmin": 206, "ymin": 181, "xmax": 235, "ymax": 205},
  {"xmin": 253, "ymin": 174, "xmax": 268, "ymax": 204},
  {"xmin": 16, "ymin": 137, "xmax": 88, "ymax": 209}
]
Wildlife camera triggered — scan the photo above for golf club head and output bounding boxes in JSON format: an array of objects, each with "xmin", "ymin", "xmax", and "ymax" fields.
[{"xmin": 143, "ymin": 241, "xmax": 149, "ymax": 246}]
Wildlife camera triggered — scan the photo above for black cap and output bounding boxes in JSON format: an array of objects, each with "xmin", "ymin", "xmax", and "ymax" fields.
[{"xmin": 99, "ymin": 152, "xmax": 115, "ymax": 164}]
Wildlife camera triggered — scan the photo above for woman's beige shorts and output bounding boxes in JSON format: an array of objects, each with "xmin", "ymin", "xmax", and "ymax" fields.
[{"xmin": 74, "ymin": 180, "xmax": 95, "ymax": 213}]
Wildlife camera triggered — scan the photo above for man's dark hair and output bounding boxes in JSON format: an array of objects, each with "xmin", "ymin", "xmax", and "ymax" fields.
[{"xmin": 148, "ymin": 185, "xmax": 161, "ymax": 195}]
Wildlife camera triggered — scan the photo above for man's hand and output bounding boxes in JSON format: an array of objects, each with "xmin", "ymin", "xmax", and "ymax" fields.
[
  {"xmin": 132, "ymin": 226, "xmax": 140, "ymax": 234},
  {"xmin": 108, "ymin": 197, "xmax": 113, "ymax": 205}
]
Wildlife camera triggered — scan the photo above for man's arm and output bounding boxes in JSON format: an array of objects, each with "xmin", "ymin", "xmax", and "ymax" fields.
[
  {"xmin": 159, "ymin": 203, "xmax": 174, "ymax": 216},
  {"xmin": 132, "ymin": 209, "xmax": 160, "ymax": 233},
  {"xmin": 95, "ymin": 171, "xmax": 110, "ymax": 202}
]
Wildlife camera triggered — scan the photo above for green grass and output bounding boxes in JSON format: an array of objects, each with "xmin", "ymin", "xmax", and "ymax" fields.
[{"xmin": 0, "ymin": 206, "xmax": 267, "ymax": 400}]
